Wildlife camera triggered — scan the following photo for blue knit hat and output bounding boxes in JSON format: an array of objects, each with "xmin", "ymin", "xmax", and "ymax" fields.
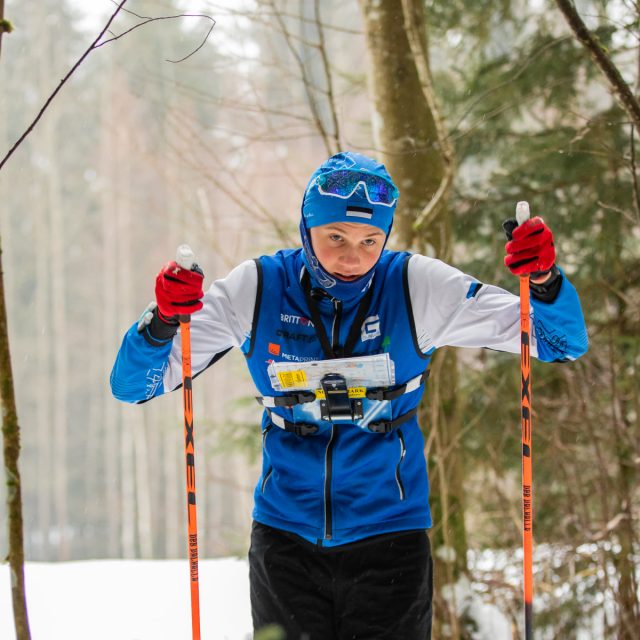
[
  {"xmin": 300, "ymin": 151, "xmax": 399, "ymax": 300},
  {"xmin": 301, "ymin": 151, "xmax": 398, "ymax": 234}
]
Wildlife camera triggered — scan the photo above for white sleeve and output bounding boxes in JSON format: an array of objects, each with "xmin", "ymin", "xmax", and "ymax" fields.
[
  {"xmin": 407, "ymin": 254, "xmax": 537, "ymax": 356},
  {"xmin": 163, "ymin": 259, "xmax": 257, "ymax": 390}
]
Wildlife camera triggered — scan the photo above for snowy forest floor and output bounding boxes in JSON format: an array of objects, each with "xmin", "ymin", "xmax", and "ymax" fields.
[
  {"xmin": 0, "ymin": 559, "xmax": 252, "ymax": 640},
  {"xmin": 0, "ymin": 557, "xmax": 515, "ymax": 640},
  {"xmin": 0, "ymin": 553, "xmax": 611, "ymax": 639}
]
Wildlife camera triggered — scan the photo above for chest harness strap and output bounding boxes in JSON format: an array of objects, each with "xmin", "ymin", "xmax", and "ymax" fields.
[
  {"xmin": 256, "ymin": 370, "xmax": 429, "ymax": 409},
  {"xmin": 260, "ymin": 269, "xmax": 427, "ymax": 435},
  {"xmin": 301, "ymin": 269, "xmax": 374, "ymax": 359}
]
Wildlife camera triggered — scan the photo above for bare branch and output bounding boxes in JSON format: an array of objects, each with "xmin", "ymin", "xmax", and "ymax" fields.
[
  {"xmin": 96, "ymin": 13, "xmax": 216, "ymax": 65},
  {"xmin": 450, "ymin": 35, "xmax": 573, "ymax": 135},
  {"xmin": 314, "ymin": 0, "xmax": 342, "ymax": 150},
  {"xmin": 0, "ymin": 1, "xmax": 217, "ymax": 173},
  {"xmin": 597, "ymin": 199, "xmax": 639, "ymax": 225},
  {"xmin": 203, "ymin": 0, "xmax": 364, "ymax": 36},
  {"xmin": 629, "ymin": 127, "xmax": 640, "ymax": 223},
  {"xmin": 268, "ymin": 0, "xmax": 335, "ymax": 156},
  {"xmin": 554, "ymin": 0, "xmax": 640, "ymax": 130}
]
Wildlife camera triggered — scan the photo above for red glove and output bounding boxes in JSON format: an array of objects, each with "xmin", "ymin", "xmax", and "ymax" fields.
[
  {"xmin": 155, "ymin": 261, "xmax": 204, "ymax": 321},
  {"xmin": 504, "ymin": 216, "xmax": 555, "ymax": 276}
]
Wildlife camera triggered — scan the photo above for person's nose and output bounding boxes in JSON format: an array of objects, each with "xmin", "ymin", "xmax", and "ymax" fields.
[{"xmin": 340, "ymin": 245, "xmax": 359, "ymax": 266}]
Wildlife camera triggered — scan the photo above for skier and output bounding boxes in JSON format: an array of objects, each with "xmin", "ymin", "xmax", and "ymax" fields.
[{"xmin": 111, "ymin": 151, "xmax": 588, "ymax": 639}]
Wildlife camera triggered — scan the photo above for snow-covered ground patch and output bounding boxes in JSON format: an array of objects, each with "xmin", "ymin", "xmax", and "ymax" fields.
[
  {"xmin": 442, "ymin": 573, "xmax": 513, "ymax": 640},
  {"xmin": 0, "ymin": 558, "xmax": 252, "ymax": 640}
]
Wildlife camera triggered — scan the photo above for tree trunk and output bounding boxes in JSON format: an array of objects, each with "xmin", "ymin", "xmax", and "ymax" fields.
[
  {"xmin": 118, "ymin": 143, "xmax": 137, "ymax": 559},
  {"xmin": 100, "ymin": 60, "xmax": 121, "ymax": 558},
  {"xmin": 600, "ymin": 184, "xmax": 640, "ymax": 640},
  {"xmin": 0, "ymin": 4, "xmax": 32, "ymax": 635},
  {"xmin": 163, "ymin": 414, "xmax": 181, "ymax": 558},
  {"xmin": 38, "ymin": 7, "xmax": 69, "ymax": 560},
  {"xmin": 0, "ymin": 245, "xmax": 32, "ymax": 640},
  {"xmin": 359, "ymin": 0, "xmax": 446, "ymax": 249},
  {"xmin": 359, "ymin": 1, "xmax": 468, "ymax": 636},
  {"xmin": 136, "ymin": 411, "xmax": 154, "ymax": 558},
  {"xmin": 35, "ymin": 167, "xmax": 52, "ymax": 560}
]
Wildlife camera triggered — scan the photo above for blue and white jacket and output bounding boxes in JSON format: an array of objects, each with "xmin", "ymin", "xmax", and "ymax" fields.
[{"xmin": 111, "ymin": 249, "xmax": 588, "ymax": 546}]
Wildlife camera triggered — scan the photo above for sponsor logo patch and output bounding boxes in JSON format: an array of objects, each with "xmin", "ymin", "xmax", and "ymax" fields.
[
  {"xmin": 276, "ymin": 329, "xmax": 316, "ymax": 343},
  {"xmin": 361, "ymin": 315, "xmax": 381, "ymax": 341},
  {"xmin": 280, "ymin": 313, "xmax": 314, "ymax": 327},
  {"xmin": 280, "ymin": 353, "xmax": 316, "ymax": 362},
  {"xmin": 268, "ymin": 343, "xmax": 281, "ymax": 356}
]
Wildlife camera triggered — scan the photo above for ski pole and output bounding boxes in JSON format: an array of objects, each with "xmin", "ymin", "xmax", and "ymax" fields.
[
  {"xmin": 176, "ymin": 244, "xmax": 202, "ymax": 640},
  {"xmin": 515, "ymin": 201, "xmax": 534, "ymax": 640}
]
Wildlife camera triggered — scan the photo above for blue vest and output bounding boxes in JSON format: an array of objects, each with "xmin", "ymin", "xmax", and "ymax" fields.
[{"xmin": 243, "ymin": 249, "xmax": 432, "ymax": 546}]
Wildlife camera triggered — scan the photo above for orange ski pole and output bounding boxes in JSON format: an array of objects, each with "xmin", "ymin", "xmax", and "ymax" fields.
[
  {"xmin": 176, "ymin": 245, "xmax": 201, "ymax": 640},
  {"xmin": 515, "ymin": 201, "xmax": 534, "ymax": 640}
]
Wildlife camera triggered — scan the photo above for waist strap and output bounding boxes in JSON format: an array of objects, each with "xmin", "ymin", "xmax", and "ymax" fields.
[
  {"xmin": 367, "ymin": 407, "xmax": 418, "ymax": 433},
  {"xmin": 265, "ymin": 406, "xmax": 418, "ymax": 436},
  {"xmin": 265, "ymin": 408, "xmax": 318, "ymax": 436}
]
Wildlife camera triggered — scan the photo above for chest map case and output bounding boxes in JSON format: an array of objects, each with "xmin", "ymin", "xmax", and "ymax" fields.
[{"xmin": 267, "ymin": 354, "xmax": 396, "ymax": 430}]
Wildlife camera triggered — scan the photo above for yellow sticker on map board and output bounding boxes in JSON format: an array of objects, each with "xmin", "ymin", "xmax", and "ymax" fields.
[
  {"xmin": 314, "ymin": 387, "xmax": 366, "ymax": 400},
  {"xmin": 277, "ymin": 370, "xmax": 308, "ymax": 389}
]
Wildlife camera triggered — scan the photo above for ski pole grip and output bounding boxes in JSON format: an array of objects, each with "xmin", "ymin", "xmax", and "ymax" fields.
[
  {"xmin": 176, "ymin": 244, "xmax": 196, "ymax": 323},
  {"xmin": 176, "ymin": 244, "xmax": 196, "ymax": 271},
  {"xmin": 515, "ymin": 201, "xmax": 530, "ymax": 226}
]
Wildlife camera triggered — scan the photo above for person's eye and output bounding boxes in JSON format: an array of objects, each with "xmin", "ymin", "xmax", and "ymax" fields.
[
  {"xmin": 329, "ymin": 234, "xmax": 343, "ymax": 242},
  {"xmin": 362, "ymin": 238, "xmax": 377, "ymax": 246}
]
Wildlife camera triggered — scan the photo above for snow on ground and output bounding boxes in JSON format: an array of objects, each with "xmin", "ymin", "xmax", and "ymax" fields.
[
  {"xmin": 442, "ymin": 573, "xmax": 512, "ymax": 640},
  {"xmin": 0, "ymin": 558, "xmax": 252, "ymax": 640}
]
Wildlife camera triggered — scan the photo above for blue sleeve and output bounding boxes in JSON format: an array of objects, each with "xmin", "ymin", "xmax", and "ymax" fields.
[
  {"xmin": 531, "ymin": 269, "xmax": 588, "ymax": 362},
  {"xmin": 110, "ymin": 322, "xmax": 174, "ymax": 404}
]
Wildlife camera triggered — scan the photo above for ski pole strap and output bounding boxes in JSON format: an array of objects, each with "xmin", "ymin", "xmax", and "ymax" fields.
[
  {"xmin": 265, "ymin": 408, "xmax": 319, "ymax": 436},
  {"xmin": 256, "ymin": 371, "xmax": 429, "ymax": 409},
  {"xmin": 367, "ymin": 407, "xmax": 418, "ymax": 433}
]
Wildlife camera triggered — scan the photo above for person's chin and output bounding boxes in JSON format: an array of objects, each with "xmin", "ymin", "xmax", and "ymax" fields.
[{"xmin": 334, "ymin": 273, "xmax": 361, "ymax": 282}]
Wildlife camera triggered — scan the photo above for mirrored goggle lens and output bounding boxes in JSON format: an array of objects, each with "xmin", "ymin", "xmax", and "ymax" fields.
[{"xmin": 319, "ymin": 171, "xmax": 398, "ymax": 204}]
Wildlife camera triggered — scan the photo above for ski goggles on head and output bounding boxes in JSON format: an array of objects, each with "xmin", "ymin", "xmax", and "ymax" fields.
[{"xmin": 315, "ymin": 170, "xmax": 399, "ymax": 207}]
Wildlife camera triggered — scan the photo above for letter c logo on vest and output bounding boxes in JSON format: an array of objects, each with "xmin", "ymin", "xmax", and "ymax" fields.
[{"xmin": 361, "ymin": 315, "xmax": 381, "ymax": 342}]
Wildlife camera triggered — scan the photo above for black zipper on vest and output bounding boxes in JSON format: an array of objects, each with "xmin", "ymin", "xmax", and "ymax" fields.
[
  {"xmin": 324, "ymin": 425, "xmax": 336, "ymax": 540},
  {"xmin": 299, "ymin": 268, "xmax": 374, "ymax": 543},
  {"xmin": 261, "ymin": 425, "xmax": 273, "ymax": 493}
]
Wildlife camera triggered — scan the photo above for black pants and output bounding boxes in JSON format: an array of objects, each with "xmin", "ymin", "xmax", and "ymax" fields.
[{"xmin": 249, "ymin": 522, "xmax": 433, "ymax": 640}]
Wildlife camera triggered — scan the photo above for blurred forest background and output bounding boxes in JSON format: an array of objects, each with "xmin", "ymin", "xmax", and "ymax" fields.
[{"xmin": 1, "ymin": 0, "xmax": 639, "ymax": 638}]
